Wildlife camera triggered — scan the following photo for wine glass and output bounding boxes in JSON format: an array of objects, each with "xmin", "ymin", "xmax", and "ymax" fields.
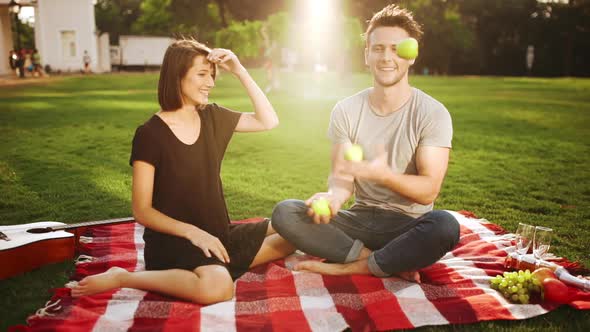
[
  {"xmin": 515, "ymin": 223, "xmax": 535, "ymax": 255},
  {"xmin": 533, "ymin": 226, "xmax": 553, "ymax": 260}
]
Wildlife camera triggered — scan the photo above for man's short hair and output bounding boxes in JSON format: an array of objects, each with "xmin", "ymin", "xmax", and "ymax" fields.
[
  {"xmin": 364, "ymin": 4, "xmax": 424, "ymax": 46},
  {"xmin": 158, "ymin": 39, "xmax": 216, "ymax": 111}
]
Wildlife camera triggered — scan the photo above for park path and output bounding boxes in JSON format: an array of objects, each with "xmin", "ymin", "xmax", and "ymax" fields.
[{"xmin": 0, "ymin": 74, "xmax": 66, "ymax": 87}]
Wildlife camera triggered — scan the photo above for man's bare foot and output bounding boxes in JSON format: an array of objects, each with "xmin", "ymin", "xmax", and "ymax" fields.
[
  {"xmin": 294, "ymin": 260, "xmax": 421, "ymax": 283},
  {"xmin": 71, "ymin": 266, "xmax": 128, "ymax": 297},
  {"xmin": 294, "ymin": 260, "xmax": 351, "ymax": 276},
  {"xmin": 294, "ymin": 258, "xmax": 372, "ymax": 275},
  {"xmin": 395, "ymin": 270, "xmax": 421, "ymax": 283}
]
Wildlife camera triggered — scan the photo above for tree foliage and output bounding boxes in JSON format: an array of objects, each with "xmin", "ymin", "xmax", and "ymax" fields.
[
  {"xmin": 131, "ymin": 0, "xmax": 172, "ymax": 36},
  {"xmin": 265, "ymin": 12, "xmax": 290, "ymax": 46},
  {"xmin": 222, "ymin": 0, "xmax": 287, "ymax": 21},
  {"xmin": 215, "ymin": 20, "xmax": 263, "ymax": 60},
  {"xmin": 95, "ymin": 0, "xmax": 142, "ymax": 43},
  {"xmin": 93, "ymin": 0, "xmax": 590, "ymax": 76}
]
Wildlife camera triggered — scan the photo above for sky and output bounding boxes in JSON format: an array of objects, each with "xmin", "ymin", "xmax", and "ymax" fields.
[{"xmin": 18, "ymin": 6, "xmax": 35, "ymax": 24}]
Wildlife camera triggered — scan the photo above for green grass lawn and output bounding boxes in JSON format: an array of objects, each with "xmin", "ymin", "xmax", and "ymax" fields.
[{"xmin": 1, "ymin": 71, "xmax": 589, "ymax": 330}]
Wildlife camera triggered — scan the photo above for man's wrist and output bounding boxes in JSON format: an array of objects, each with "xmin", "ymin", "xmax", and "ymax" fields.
[
  {"xmin": 327, "ymin": 189, "xmax": 347, "ymax": 206},
  {"xmin": 379, "ymin": 169, "xmax": 396, "ymax": 187}
]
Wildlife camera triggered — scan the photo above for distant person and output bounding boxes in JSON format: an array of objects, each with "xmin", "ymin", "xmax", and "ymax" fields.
[
  {"xmin": 32, "ymin": 49, "xmax": 44, "ymax": 77},
  {"xmin": 272, "ymin": 4, "xmax": 459, "ymax": 282},
  {"xmin": 23, "ymin": 50, "xmax": 33, "ymax": 76},
  {"xmin": 83, "ymin": 50, "xmax": 91, "ymax": 74},
  {"xmin": 71, "ymin": 39, "xmax": 295, "ymax": 304},
  {"xmin": 263, "ymin": 41, "xmax": 281, "ymax": 93},
  {"xmin": 8, "ymin": 50, "xmax": 17, "ymax": 76},
  {"xmin": 261, "ymin": 25, "xmax": 281, "ymax": 93},
  {"xmin": 16, "ymin": 49, "xmax": 25, "ymax": 78},
  {"xmin": 526, "ymin": 45, "xmax": 534, "ymax": 76}
]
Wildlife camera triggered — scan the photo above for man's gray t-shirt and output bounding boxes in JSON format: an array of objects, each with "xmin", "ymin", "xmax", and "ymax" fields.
[{"xmin": 328, "ymin": 87, "xmax": 453, "ymax": 218}]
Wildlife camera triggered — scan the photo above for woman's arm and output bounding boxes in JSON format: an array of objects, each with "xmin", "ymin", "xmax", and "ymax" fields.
[
  {"xmin": 207, "ymin": 49, "xmax": 279, "ymax": 132},
  {"xmin": 132, "ymin": 160, "xmax": 230, "ymax": 263}
]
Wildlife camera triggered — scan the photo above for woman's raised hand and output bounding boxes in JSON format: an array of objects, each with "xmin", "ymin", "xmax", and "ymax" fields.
[{"xmin": 207, "ymin": 48, "xmax": 245, "ymax": 75}]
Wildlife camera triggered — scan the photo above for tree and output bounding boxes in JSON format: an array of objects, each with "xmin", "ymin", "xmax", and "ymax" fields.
[
  {"xmin": 402, "ymin": 0, "xmax": 476, "ymax": 75},
  {"xmin": 95, "ymin": 0, "xmax": 142, "ymax": 44},
  {"xmin": 215, "ymin": 20, "xmax": 263, "ymax": 60},
  {"xmin": 12, "ymin": 16, "xmax": 35, "ymax": 50},
  {"xmin": 529, "ymin": 0, "xmax": 590, "ymax": 76},
  {"xmin": 131, "ymin": 0, "xmax": 173, "ymax": 36},
  {"xmin": 265, "ymin": 11, "xmax": 290, "ymax": 46},
  {"xmin": 457, "ymin": 0, "xmax": 538, "ymax": 75},
  {"xmin": 168, "ymin": 0, "xmax": 224, "ymax": 42},
  {"xmin": 212, "ymin": 0, "xmax": 228, "ymax": 27},
  {"xmin": 223, "ymin": 0, "xmax": 287, "ymax": 21}
]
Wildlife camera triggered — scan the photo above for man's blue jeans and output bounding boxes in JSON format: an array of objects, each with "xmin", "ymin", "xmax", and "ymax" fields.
[{"xmin": 271, "ymin": 199, "xmax": 460, "ymax": 277}]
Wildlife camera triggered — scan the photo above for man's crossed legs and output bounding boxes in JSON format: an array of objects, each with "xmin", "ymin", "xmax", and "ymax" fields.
[{"xmin": 271, "ymin": 200, "xmax": 460, "ymax": 281}]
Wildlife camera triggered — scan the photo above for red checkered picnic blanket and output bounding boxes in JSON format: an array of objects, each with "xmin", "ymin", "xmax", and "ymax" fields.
[{"xmin": 13, "ymin": 211, "xmax": 590, "ymax": 331}]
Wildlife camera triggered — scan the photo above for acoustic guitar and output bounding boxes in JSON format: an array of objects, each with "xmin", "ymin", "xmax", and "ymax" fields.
[{"xmin": 0, "ymin": 217, "xmax": 134, "ymax": 280}]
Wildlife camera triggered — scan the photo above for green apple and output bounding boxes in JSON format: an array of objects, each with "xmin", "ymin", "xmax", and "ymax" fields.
[
  {"xmin": 311, "ymin": 198, "xmax": 331, "ymax": 217},
  {"xmin": 344, "ymin": 144, "xmax": 363, "ymax": 162},
  {"xmin": 396, "ymin": 38, "xmax": 419, "ymax": 60}
]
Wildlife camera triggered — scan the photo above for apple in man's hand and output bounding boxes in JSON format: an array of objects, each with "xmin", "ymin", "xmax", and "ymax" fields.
[{"xmin": 311, "ymin": 198, "xmax": 331, "ymax": 217}]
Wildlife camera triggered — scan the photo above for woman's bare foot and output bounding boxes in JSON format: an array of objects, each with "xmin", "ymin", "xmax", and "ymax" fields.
[{"xmin": 71, "ymin": 266, "xmax": 128, "ymax": 297}]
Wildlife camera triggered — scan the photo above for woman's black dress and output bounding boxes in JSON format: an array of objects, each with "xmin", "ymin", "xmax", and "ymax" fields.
[{"xmin": 130, "ymin": 104, "xmax": 269, "ymax": 280}]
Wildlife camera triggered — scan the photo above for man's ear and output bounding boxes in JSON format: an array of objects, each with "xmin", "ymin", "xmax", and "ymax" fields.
[
  {"xmin": 364, "ymin": 48, "xmax": 369, "ymax": 66},
  {"xmin": 409, "ymin": 58, "xmax": 416, "ymax": 66}
]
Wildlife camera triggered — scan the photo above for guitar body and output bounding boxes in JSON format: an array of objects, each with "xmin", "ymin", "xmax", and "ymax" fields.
[
  {"xmin": 0, "ymin": 218, "xmax": 134, "ymax": 280},
  {"xmin": 0, "ymin": 222, "xmax": 74, "ymax": 279}
]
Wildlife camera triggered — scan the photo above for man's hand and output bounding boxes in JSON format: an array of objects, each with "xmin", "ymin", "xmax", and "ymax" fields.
[
  {"xmin": 339, "ymin": 145, "xmax": 391, "ymax": 184},
  {"xmin": 207, "ymin": 48, "xmax": 245, "ymax": 75},
  {"xmin": 305, "ymin": 192, "xmax": 343, "ymax": 224}
]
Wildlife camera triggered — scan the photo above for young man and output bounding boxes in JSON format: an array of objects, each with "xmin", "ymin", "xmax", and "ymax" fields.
[{"xmin": 271, "ymin": 4, "xmax": 459, "ymax": 282}]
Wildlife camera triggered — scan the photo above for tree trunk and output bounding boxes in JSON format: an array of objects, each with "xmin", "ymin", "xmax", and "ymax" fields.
[{"xmin": 215, "ymin": 0, "xmax": 228, "ymax": 28}]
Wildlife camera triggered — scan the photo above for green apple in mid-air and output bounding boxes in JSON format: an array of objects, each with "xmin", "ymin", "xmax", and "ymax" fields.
[
  {"xmin": 311, "ymin": 198, "xmax": 331, "ymax": 217},
  {"xmin": 396, "ymin": 38, "xmax": 419, "ymax": 60},
  {"xmin": 344, "ymin": 144, "xmax": 364, "ymax": 162}
]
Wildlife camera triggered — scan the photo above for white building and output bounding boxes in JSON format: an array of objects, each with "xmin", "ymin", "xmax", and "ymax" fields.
[{"xmin": 0, "ymin": 0, "xmax": 110, "ymax": 75}]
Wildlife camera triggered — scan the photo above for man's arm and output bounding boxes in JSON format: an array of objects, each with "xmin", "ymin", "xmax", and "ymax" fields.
[
  {"xmin": 381, "ymin": 146, "xmax": 449, "ymax": 205},
  {"xmin": 328, "ymin": 143, "xmax": 356, "ymax": 204},
  {"xmin": 305, "ymin": 143, "xmax": 355, "ymax": 224},
  {"xmin": 341, "ymin": 145, "xmax": 449, "ymax": 205}
]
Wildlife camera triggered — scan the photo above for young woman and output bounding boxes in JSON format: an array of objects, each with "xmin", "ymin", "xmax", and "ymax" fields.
[{"xmin": 71, "ymin": 39, "xmax": 295, "ymax": 304}]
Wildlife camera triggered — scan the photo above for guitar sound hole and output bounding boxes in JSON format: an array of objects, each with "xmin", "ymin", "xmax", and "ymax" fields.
[{"xmin": 27, "ymin": 228, "xmax": 53, "ymax": 234}]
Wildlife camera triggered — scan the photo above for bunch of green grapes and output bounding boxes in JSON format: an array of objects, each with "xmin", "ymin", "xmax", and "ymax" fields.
[{"xmin": 489, "ymin": 270, "xmax": 542, "ymax": 304}]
